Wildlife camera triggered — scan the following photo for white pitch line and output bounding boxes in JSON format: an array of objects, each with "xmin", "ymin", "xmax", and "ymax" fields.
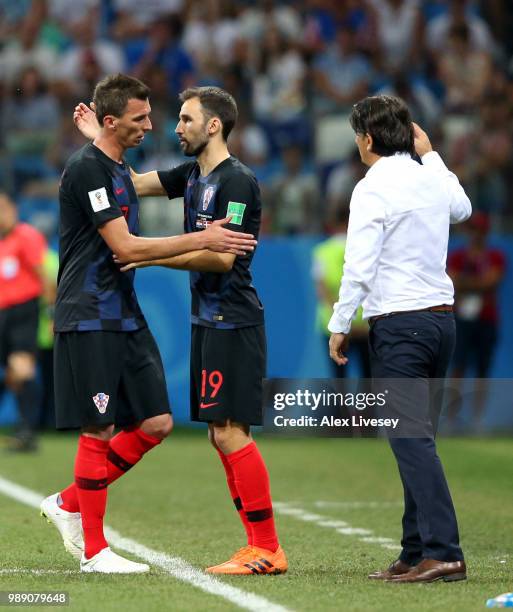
[
  {"xmin": 274, "ymin": 502, "xmax": 400, "ymax": 553},
  {"xmin": 314, "ymin": 501, "xmax": 402, "ymax": 510},
  {"xmin": 0, "ymin": 476, "xmax": 291, "ymax": 612},
  {"xmin": 0, "ymin": 569, "xmax": 80, "ymax": 575}
]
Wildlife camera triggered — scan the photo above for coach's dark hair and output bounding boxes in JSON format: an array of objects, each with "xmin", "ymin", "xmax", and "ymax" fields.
[
  {"xmin": 349, "ymin": 95, "xmax": 414, "ymax": 157},
  {"xmin": 93, "ymin": 73, "xmax": 150, "ymax": 126},
  {"xmin": 179, "ymin": 86, "xmax": 238, "ymax": 141}
]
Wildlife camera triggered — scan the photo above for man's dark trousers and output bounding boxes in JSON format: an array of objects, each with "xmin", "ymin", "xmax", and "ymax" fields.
[{"xmin": 369, "ymin": 311, "xmax": 464, "ymax": 563}]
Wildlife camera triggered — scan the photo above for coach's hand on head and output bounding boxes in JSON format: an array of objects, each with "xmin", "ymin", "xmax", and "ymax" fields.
[
  {"xmin": 412, "ymin": 122, "xmax": 433, "ymax": 158},
  {"xmin": 202, "ymin": 217, "xmax": 257, "ymax": 256}
]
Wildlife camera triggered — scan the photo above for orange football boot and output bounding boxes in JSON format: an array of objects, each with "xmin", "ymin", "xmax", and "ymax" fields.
[{"xmin": 205, "ymin": 545, "xmax": 288, "ymax": 575}]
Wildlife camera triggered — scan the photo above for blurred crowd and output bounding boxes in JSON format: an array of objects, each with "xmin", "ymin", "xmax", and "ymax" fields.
[{"xmin": 1, "ymin": 0, "xmax": 513, "ymax": 237}]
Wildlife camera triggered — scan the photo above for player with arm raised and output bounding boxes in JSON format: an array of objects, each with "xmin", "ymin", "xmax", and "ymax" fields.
[
  {"xmin": 74, "ymin": 86, "xmax": 287, "ymax": 575},
  {"xmin": 40, "ymin": 75, "xmax": 256, "ymax": 575}
]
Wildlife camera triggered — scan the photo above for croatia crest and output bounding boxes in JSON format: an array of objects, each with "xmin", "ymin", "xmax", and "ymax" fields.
[
  {"xmin": 202, "ymin": 185, "xmax": 215, "ymax": 211},
  {"xmin": 92, "ymin": 392, "xmax": 110, "ymax": 414}
]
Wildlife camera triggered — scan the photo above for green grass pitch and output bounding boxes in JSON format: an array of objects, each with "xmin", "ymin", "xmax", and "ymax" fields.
[{"xmin": 0, "ymin": 429, "xmax": 512, "ymax": 611}]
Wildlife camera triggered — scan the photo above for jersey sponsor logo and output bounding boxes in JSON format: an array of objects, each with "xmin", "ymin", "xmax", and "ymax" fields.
[
  {"xmin": 227, "ymin": 201, "xmax": 246, "ymax": 225},
  {"xmin": 88, "ymin": 187, "xmax": 110, "ymax": 212},
  {"xmin": 202, "ymin": 185, "xmax": 216, "ymax": 211},
  {"xmin": 92, "ymin": 392, "xmax": 110, "ymax": 414},
  {"xmin": 115, "ymin": 187, "xmax": 125, "ymax": 195}
]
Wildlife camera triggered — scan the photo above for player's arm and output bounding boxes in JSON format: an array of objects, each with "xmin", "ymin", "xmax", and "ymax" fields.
[
  {"xmin": 328, "ymin": 184, "xmax": 386, "ymax": 335},
  {"xmin": 130, "ymin": 169, "xmax": 166, "ymax": 197},
  {"xmin": 67, "ymin": 159, "xmax": 256, "ymax": 261},
  {"xmin": 99, "ymin": 216, "xmax": 253, "ymax": 262},
  {"xmin": 413, "ymin": 122, "xmax": 472, "ymax": 223},
  {"xmin": 118, "ymin": 251, "xmax": 236, "ymax": 274}
]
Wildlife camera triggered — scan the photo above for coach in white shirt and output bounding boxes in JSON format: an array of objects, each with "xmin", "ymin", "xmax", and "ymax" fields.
[{"xmin": 329, "ymin": 95, "xmax": 471, "ymax": 584}]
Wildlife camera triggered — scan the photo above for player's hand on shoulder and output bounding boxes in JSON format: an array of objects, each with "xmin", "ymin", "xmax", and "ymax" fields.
[
  {"xmin": 74, "ymin": 102, "xmax": 101, "ymax": 141},
  {"xmin": 412, "ymin": 122, "xmax": 433, "ymax": 158},
  {"xmin": 203, "ymin": 218, "xmax": 257, "ymax": 256}
]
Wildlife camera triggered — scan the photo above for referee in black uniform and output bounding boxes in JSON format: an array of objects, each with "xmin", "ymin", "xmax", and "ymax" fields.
[
  {"xmin": 329, "ymin": 96, "xmax": 471, "ymax": 583},
  {"xmin": 40, "ymin": 75, "xmax": 256, "ymax": 574}
]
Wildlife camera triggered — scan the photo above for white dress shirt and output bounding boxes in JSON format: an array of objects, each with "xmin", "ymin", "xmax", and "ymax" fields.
[{"xmin": 328, "ymin": 151, "xmax": 472, "ymax": 334}]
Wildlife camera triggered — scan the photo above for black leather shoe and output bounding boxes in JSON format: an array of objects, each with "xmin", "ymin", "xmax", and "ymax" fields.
[
  {"xmin": 388, "ymin": 558, "xmax": 466, "ymax": 583},
  {"xmin": 368, "ymin": 559, "xmax": 414, "ymax": 580}
]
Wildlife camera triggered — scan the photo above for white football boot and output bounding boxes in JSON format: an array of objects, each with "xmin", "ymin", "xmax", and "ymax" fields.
[
  {"xmin": 80, "ymin": 547, "xmax": 150, "ymax": 574},
  {"xmin": 40, "ymin": 493, "xmax": 84, "ymax": 560}
]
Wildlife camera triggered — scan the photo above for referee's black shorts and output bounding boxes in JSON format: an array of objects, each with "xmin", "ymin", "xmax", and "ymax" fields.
[
  {"xmin": 190, "ymin": 324, "xmax": 266, "ymax": 426},
  {"xmin": 54, "ymin": 327, "xmax": 171, "ymax": 430},
  {"xmin": 0, "ymin": 298, "xmax": 40, "ymax": 365}
]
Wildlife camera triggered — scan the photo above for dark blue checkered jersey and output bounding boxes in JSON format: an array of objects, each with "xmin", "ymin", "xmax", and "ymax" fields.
[
  {"xmin": 157, "ymin": 156, "xmax": 264, "ymax": 329},
  {"xmin": 55, "ymin": 143, "xmax": 146, "ymax": 332}
]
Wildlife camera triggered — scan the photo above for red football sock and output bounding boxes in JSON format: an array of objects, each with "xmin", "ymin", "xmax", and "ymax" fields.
[
  {"xmin": 216, "ymin": 448, "xmax": 253, "ymax": 545},
  {"xmin": 107, "ymin": 428, "xmax": 162, "ymax": 481},
  {"xmin": 226, "ymin": 441, "xmax": 279, "ymax": 552},
  {"xmin": 60, "ymin": 429, "xmax": 162, "ymax": 514},
  {"xmin": 74, "ymin": 435, "xmax": 109, "ymax": 559}
]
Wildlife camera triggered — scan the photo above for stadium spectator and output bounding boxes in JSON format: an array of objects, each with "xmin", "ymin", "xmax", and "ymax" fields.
[
  {"xmin": 448, "ymin": 212, "xmax": 506, "ymax": 428},
  {"xmin": 237, "ymin": 0, "xmax": 303, "ymax": 44},
  {"xmin": 2, "ymin": 67, "xmax": 60, "ymax": 191},
  {"xmin": 303, "ymin": 0, "xmax": 338, "ymax": 53},
  {"xmin": 266, "ymin": 145, "xmax": 319, "ymax": 235},
  {"xmin": 0, "ymin": 0, "xmax": 35, "ymax": 40},
  {"xmin": 182, "ymin": 0, "xmax": 241, "ymax": 70},
  {"xmin": 436, "ymin": 23, "xmax": 492, "ymax": 112},
  {"xmin": 0, "ymin": 9, "xmax": 57, "ymax": 84},
  {"xmin": 111, "ymin": 0, "xmax": 184, "ymax": 41},
  {"xmin": 426, "ymin": 0, "xmax": 494, "ymax": 54},
  {"xmin": 0, "ymin": 192, "xmax": 47, "ymax": 451},
  {"xmin": 129, "ymin": 16, "xmax": 195, "ymax": 99},
  {"xmin": 367, "ymin": 0, "xmax": 424, "ymax": 71},
  {"xmin": 252, "ymin": 26, "xmax": 307, "ymax": 150},
  {"xmin": 326, "ymin": 151, "xmax": 368, "ymax": 225},
  {"xmin": 375, "ymin": 71, "xmax": 441, "ymax": 131},
  {"xmin": 448, "ymin": 94, "xmax": 512, "ymax": 217},
  {"xmin": 56, "ymin": 15, "xmax": 125, "ymax": 97},
  {"xmin": 46, "ymin": 0, "xmax": 101, "ymax": 38},
  {"xmin": 312, "ymin": 24, "xmax": 372, "ymax": 115}
]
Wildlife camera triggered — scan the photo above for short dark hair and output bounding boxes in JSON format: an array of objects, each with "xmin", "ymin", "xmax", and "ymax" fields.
[
  {"xmin": 349, "ymin": 95, "xmax": 414, "ymax": 157},
  {"xmin": 93, "ymin": 73, "xmax": 150, "ymax": 126},
  {"xmin": 179, "ymin": 86, "xmax": 238, "ymax": 141}
]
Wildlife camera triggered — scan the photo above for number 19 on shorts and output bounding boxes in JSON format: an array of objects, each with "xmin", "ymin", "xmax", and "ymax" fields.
[{"xmin": 200, "ymin": 369, "xmax": 224, "ymax": 408}]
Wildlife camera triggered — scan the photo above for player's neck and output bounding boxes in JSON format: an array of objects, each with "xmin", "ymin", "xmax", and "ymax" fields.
[
  {"xmin": 196, "ymin": 143, "xmax": 230, "ymax": 177},
  {"xmin": 93, "ymin": 133, "xmax": 125, "ymax": 164}
]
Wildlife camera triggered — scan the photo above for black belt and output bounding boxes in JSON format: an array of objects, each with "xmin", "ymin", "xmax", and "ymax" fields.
[{"xmin": 368, "ymin": 304, "xmax": 453, "ymax": 326}]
